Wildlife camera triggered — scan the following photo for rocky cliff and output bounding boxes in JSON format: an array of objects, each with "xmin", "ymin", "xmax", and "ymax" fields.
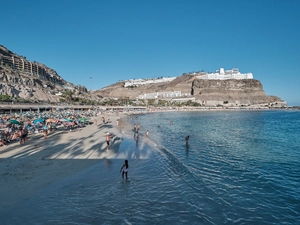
[
  {"xmin": 0, "ymin": 66, "xmax": 60, "ymax": 101},
  {"xmin": 0, "ymin": 44, "xmax": 87, "ymax": 102},
  {"xmin": 191, "ymin": 79, "xmax": 282, "ymax": 105},
  {"xmin": 94, "ymin": 75, "xmax": 285, "ymax": 106}
]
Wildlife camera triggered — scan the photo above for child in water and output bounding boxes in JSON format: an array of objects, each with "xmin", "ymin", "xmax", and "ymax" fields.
[{"xmin": 120, "ymin": 160, "xmax": 129, "ymax": 179}]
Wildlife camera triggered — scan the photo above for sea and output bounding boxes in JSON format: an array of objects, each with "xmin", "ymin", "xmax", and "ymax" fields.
[{"xmin": 1, "ymin": 110, "xmax": 299, "ymax": 225}]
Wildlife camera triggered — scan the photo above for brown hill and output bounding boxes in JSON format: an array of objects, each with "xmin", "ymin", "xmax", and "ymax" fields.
[{"xmin": 94, "ymin": 75, "xmax": 285, "ymax": 106}]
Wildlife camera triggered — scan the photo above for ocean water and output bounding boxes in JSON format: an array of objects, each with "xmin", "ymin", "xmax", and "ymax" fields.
[{"xmin": 1, "ymin": 110, "xmax": 299, "ymax": 225}]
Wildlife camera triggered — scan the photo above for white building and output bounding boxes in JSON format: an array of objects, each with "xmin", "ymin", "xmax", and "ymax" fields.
[
  {"xmin": 196, "ymin": 68, "xmax": 253, "ymax": 80},
  {"xmin": 124, "ymin": 77, "xmax": 176, "ymax": 87},
  {"xmin": 138, "ymin": 91, "xmax": 191, "ymax": 99}
]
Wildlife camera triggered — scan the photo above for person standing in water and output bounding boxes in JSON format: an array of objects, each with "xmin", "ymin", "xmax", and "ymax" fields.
[
  {"xmin": 135, "ymin": 131, "xmax": 139, "ymax": 144},
  {"xmin": 120, "ymin": 159, "xmax": 129, "ymax": 179},
  {"xmin": 185, "ymin": 135, "xmax": 190, "ymax": 146}
]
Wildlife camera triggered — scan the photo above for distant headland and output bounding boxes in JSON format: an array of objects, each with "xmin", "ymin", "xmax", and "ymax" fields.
[{"xmin": 0, "ymin": 44, "xmax": 287, "ymax": 108}]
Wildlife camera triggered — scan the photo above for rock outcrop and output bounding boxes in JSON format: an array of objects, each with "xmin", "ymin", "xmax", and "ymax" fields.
[
  {"xmin": 191, "ymin": 79, "xmax": 282, "ymax": 105},
  {"xmin": 94, "ymin": 75, "xmax": 285, "ymax": 106},
  {"xmin": 0, "ymin": 44, "xmax": 81, "ymax": 102}
]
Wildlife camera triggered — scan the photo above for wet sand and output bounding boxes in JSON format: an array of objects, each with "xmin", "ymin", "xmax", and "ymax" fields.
[{"xmin": 0, "ymin": 114, "xmax": 125, "ymax": 212}]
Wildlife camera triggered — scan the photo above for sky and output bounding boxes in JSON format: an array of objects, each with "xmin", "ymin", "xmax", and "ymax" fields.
[{"xmin": 1, "ymin": 0, "xmax": 300, "ymax": 106}]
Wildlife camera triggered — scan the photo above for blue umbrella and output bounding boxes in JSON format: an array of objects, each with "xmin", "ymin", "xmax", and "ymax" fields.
[
  {"xmin": 34, "ymin": 118, "xmax": 45, "ymax": 124},
  {"xmin": 9, "ymin": 119, "xmax": 21, "ymax": 125}
]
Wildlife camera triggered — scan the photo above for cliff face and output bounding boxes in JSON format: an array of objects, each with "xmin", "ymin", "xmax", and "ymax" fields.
[
  {"xmin": 0, "ymin": 45, "xmax": 71, "ymax": 102},
  {"xmin": 0, "ymin": 66, "xmax": 63, "ymax": 102},
  {"xmin": 191, "ymin": 79, "xmax": 282, "ymax": 105},
  {"xmin": 94, "ymin": 75, "xmax": 285, "ymax": 106}
]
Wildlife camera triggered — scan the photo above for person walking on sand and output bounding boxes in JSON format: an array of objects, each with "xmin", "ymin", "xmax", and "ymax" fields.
[
  {"xmin": 185, "ymin": 135, "xmax": 190, "ymax": 146},
  {"xmin": 120, "ymin": 159, "xmax": 129, "ymax": 179}
]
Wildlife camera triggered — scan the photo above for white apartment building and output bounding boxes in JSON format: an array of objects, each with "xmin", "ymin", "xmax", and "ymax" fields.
[
  {"xmin": 196, "ymin": 68, "xmax": 253, "ymax": 80},
  {"xmin": 124, "ymin": 77, "xmax": 176, "ymax": 87},
  {"xmin": 138, "ymin": 91, "xmax": 191, "ymax": 99}
]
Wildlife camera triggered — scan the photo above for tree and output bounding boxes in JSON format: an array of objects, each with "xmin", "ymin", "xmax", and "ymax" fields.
[
  {"xmin": 62, "ymin": 90, "xmax": 74, "ymax": 103},
  {"xmin": 0, "ymin": 94, "xmax": 12, "ymax": 102},
  {"xmin": 147, "ymin": 99, "xmax": 155, "ymax": 106}
]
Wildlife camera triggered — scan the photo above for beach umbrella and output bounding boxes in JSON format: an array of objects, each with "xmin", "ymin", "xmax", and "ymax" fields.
[
  {"xmin": 9, "ymin": 119, "xmax": 21, "ymax": 125},
  {"xmin": 79, "ymin": 118, "xmax": 87, "ymax": 123},
  {"xmin": 46, "ymin": 118, "xmax": 55, "ymax": 123},
  {"xmin": 66, "ymin": 118, "xmax": 72, "ymax": 122},
  {"xmin": 34, "ymin": 118, "xmax": 45, "ymax": 124}
]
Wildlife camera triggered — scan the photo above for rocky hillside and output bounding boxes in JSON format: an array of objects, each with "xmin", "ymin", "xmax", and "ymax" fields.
[
  {"xmin": 191, "ymin": 79, "xmax": 282, "ymax": 105},
  {"xmin": 94, "ymin": 75, "xmax": 195, "ymax": 99},
  {"xmin": 94, "ymin": 75, "xmax": 285, "ymax": 106},
  {"xmin": 0, "ymin": 44, "xmax": 87, "ymax": 102}
]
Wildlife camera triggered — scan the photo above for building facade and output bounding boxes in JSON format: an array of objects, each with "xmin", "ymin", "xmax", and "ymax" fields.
[
  {"xmin": 124, "ymin": 77, "xmax": 176, "ymax": 87},
  {"xmin": 138, "ymin": 91, "xmax": 191, "ymax": 99},
  {"xmin": 196, "ymin": 68, "xmax": 253, "ymax": 80},
  {"xmin": 0, "ymin": 53, "xmax": 63, "ymax": 85}
]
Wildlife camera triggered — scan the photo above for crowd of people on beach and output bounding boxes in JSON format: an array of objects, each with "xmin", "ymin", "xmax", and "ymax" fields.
[
  {"xmin": 0, "ymin": 124, "xmax": 29, "ymax": 146},
  {"xmin": 1, "ymin": 107, "xmax": 190, "ymax": 183},
  {"xmin": 0, "ymin": 109, "xmax": 109, "ymax": 147}
]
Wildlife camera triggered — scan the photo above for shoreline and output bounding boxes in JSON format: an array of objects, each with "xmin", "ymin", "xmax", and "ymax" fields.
[
  {"xmin": 0, "ymin": 108, "xmax": 297, "ymax": 213},
  {"xmin": 0, "ymin": 113, "xmax": 126, "ymax": 212}
]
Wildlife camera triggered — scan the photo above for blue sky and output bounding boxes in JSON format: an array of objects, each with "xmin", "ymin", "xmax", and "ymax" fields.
[{"xmin": 1, "ymin": 0, "xmax": 300, "ymax": 105}]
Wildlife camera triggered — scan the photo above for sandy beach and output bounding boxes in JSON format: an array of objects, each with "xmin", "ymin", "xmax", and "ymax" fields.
[{"xmin": 0, "ymin": 113, "xmax": 126, "ymax": 212}]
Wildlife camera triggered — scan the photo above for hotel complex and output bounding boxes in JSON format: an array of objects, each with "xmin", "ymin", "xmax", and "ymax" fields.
[
  {"xmin": 126, "ymin": 68, "xmax": 253, "ymax": 89},
  {"xmin": 138, "ymin": 91, "xmax": 191, "ymax": 100},
  {"xmin": 0, "ymin": 50, "xmax": 63, "ymax": 85},
  {"xmin": 124, "ymin": 77, "xmax": 176, "ymax": 87},
  {"xmin": 196, "ymin": 68, "xmax": 253, "ymax": 80},
  {"xmin": 134, "ymin": 68, "xmax": 254, "ymax": 100}
]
